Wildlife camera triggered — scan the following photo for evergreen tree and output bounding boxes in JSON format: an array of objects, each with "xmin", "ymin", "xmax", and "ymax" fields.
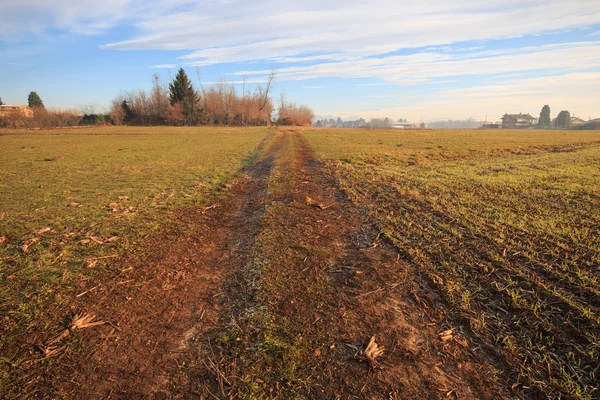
[
  {"xmin": 0, "ymin": 97, "xmax": 4, "ymax": 106},
  {"xmin": 168, "ymin": 68, "xmax": 199, "ymax": 123},
  {"xmin": 169, "ymin": 68, "xmax": 196, "ymax": 105},
  {"xmin": 28, "ymin": 91, "xmax": 45, "ymax": 108},
  {"xmin": 121, "ymin": 100, "xmax": 135, "ymax": 123},
  {"xmin": 538, "ymin": 105, "xmax": 551, "ymax": 129}
]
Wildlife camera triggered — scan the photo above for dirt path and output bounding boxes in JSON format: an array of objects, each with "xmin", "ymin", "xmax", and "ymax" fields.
[{"xmin": 47, "ymin": 130, "xmax": 507, "ymax": 399}]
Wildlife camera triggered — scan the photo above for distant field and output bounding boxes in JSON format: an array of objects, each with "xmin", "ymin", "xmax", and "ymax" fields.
[
  {"xmin": 0, "ymin": 126, "xmax": 270, "ymax": 386},
  {"xmin": 304, "ymin": 128, "xmax": 600, "ymax": 399}
]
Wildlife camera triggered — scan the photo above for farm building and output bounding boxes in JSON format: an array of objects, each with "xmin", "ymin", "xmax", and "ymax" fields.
[
  {"xmin": 0, "ymin": 105, "xmax": 34, "ymax": 119},
  {"xmin": 501, "ymin": 113, "xmax": 536, "ymax": 129}
]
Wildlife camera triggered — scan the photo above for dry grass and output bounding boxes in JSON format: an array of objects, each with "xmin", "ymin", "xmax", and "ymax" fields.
[{"xmin": 364, "ymin": 336, "xmax": 385, "ymax": 367}]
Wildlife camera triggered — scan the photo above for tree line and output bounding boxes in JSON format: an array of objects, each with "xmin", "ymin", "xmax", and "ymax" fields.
[
  {"xmin": 110, "ymin": 69, "xmax": 277, "ymax": 126},
  {"xmin": 0, "ymin": 91, "xmax": 45, "ymax": 108},
  {"xmin": 314, "ymin": 117, "xmax": 427, "ymax": 129},
  {"xmin": 0, "ymin": 69, "xmax": 314, "ymax": 128},
  {"xmin": 0, "ymin": 91, "xmax": 83, "ymax": 128},
  {"xmin": 110, "ymin": 68, "xmax": 313, "ymax": 127}
]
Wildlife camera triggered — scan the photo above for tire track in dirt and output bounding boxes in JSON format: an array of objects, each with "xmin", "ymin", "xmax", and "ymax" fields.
[
  {"xmin": 180, "ymin": 129, "xmax": 509, "ymax": 398},
  {"xmin": 48, "ymin": 131, "xmax": 285, "ymax": 398}
]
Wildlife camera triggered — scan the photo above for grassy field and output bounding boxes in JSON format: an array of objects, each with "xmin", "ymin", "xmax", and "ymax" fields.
[
  {"xmin": 3, "ymin": 126, "xmax": 600, "ymax": 398},
  {"xmin": 0, "ymin": 126, "xmax": 271, "ymax": 388},
  {"xmin": 304, "ymin": 128, "xmax": 600, "ymax": 399}
]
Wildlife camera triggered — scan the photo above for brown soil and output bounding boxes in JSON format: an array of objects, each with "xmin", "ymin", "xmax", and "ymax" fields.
[{"xmin": 36, "ymin": 130, "xmax": 509, "ymax": 399}]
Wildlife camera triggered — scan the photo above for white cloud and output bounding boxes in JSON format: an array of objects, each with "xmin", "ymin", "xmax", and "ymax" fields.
[
  {"xmin": 4, "ymin": 1, "xmax": 600, "ymax": 87},
  {"xmin": 330, "ymin": 72, "xmax": 600, "ymax": 121},
  {"xmin": 230, "ymin": 41, "xmax": 600, "ymax": 84},
  {"xmin": 0, "ymin": 0, "xmax": 193, "ymax": 40},
  {"xmin": 95, "ymin": 0, "xmax": 600, "ymax": 64}
]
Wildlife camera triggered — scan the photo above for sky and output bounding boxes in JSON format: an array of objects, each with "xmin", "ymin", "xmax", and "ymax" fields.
[{"xmin": 1, "ymin": 0, "xmax": 599, "ymax": 122}]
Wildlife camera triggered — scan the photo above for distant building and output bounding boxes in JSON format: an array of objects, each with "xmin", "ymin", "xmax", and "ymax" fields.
[
  {"xmin": 0, "ymin": 105, "xmax": 34, "ymax": 119},
  {"xmin": 576, "ymin": 118, "xmax": 600, "ymax": 130},
  {"xmin": 501, "ymin": 113, "xmax": 535, "ymax": 129}
]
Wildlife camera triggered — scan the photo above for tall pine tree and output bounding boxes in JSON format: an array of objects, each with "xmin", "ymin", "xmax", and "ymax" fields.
[
  {"xmin": 28, "ymin": 92, "xmax": 45, "ymax": 108},
  {"xmin": 168, "ymin": 68, "xmax": 199, "ymax": 124},
  {"xmin": 169, "ymin": 69, "xmax": 196, "ymax": 105}
]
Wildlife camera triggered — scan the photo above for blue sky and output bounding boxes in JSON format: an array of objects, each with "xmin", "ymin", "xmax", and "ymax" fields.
[{"xmin": 1, "ymin": 0, "xmax": 599, "ymax": 122}]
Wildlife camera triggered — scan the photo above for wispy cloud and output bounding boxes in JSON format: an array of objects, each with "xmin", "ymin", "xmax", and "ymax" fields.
[
  {"xmin": 0, "ymin": 0, "xmax": 193, "ymax": 40},
  {"xmin": 230, "ymin": 41, "xmax": 600, "ymax": 84},
  {"xmin": 4, "ymin": 1, "xmax": 600, "ymax": 86},
  {"xmin": 96, "ymin": 1, "xmax": 600, "ymax": 65},
  {"xmin": 331, "ymin": 72, "xmax": 600, "ymax": 120}
]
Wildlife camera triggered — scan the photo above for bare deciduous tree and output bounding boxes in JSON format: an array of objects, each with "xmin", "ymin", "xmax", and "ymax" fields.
[{"xmin": 277, "ymin": 101, "xmax": 315, "ymax": 126}]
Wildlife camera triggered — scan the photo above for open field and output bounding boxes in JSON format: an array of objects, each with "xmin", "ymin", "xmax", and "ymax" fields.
[
  {"xmin": 1, "ymin": 126, "xmax": 600, "ymax": 399},
  {"xmin": 305, "ymin": 128, "xmax": 600, "ymax": 398}
]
